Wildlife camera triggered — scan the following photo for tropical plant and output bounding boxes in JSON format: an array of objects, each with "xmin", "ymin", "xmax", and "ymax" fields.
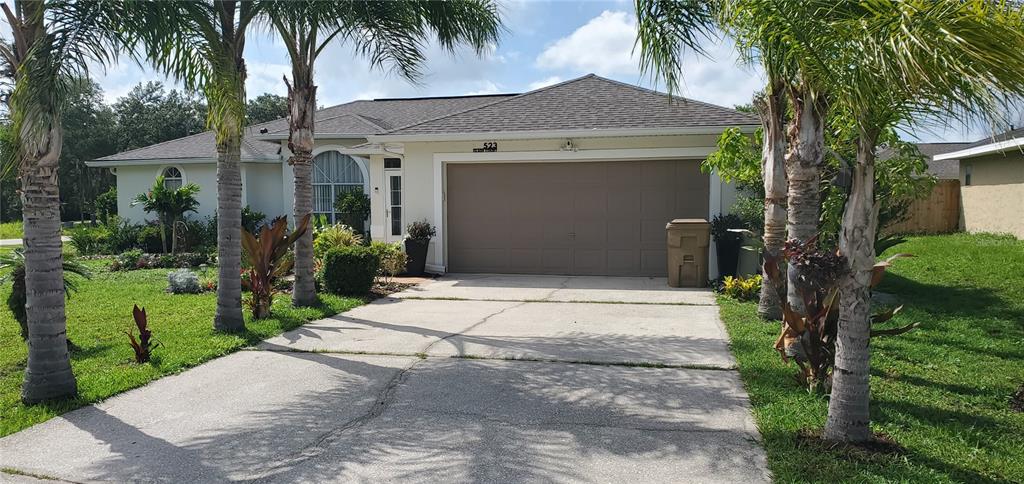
[
  {"xmin": 762, "ymin": 237, "xmax": 917, "ymax": 393},
  {"xmin": 128, "ymin": 0, "xmax": 261, "ymax": 332},
  {"xmin": 241, "ymin": 215, "xmax": 310, "ymax": 319},
  {"xmin": 0, "ymin": 248, "xmax": 90, "ymax": 342},
  {"xmin": 334, "ymin": 187, "xmax": 370, "ymax": 235},
  {"xmin": 95, "ymin": 186, "xmax": 117, "ymax": 224},
  {"xmin": 783, "ymin": 0, "xmax": 1024, "ymax": 443},
  {"xmin": 721, "ymin": 274, "xmax": 761, "ymax": 301},
  {"xmin": 406, "ymin": 219, "xmax": 436, "ymax": 241},
  {"xmin": 126, "ymin": 305, "xmax": 158, "ymax": 364},
  {"xmin": 131, "ymin": 176, "xmax": 200, "ymax": 254},
  {"xmin": 312, "ymin": 224, "xmax": 363, "ymax": 259},
  {"xmin": 260, "ymin": 0, "xmax": 502, "ymax": 308},
  {"xmin": 1, "ymin": 0, "xmax": 135, "ymax": 403}
]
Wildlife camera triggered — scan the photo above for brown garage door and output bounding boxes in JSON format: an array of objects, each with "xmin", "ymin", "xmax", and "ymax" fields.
[{"xmin": 446, "ymin": 160, "xmax": 709, "ymax": 276}]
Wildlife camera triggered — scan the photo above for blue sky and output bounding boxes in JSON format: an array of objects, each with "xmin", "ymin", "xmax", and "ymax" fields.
[{"xmin": 90, "ymin": 0, "xmax": 984, "ymax": 142}]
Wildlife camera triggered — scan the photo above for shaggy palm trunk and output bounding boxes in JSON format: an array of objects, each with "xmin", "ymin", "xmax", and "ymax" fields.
[
  {"xmin": 159, "ymin": 214, "xmax": 169, "ymax": 254},
  {"xmin": 754, "ymin": 86, "xmax": 786, "ymax": 320},
  {"xmin": 214, "ymin": 116, "xmax": 245, "ymax": 332},
  {"xmin": 20, "ymin": 124, "xmax": 78, "ymax": 404},
  {"xmin": 823, "ymin": 130, "xmax": 879, "ymax": 443},
  {"xmin": 784, "ymin": 87, "xmax": 825, "ymax": 311},
  {"xmin": 287, "ymin": 63, "xmax": 317, "ymax": 307}
]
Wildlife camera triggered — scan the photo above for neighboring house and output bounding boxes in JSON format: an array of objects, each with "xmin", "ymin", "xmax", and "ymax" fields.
[
  {"xmin": 914, "ymin": 142, "xmax": 973, "ymax": 179},
  {"xmin": 933, "ymin": 128, "xmax": 1024, "ymax": 239},
  {"xmin": 88, "ymin": 74, "xmax": 757, "ymax": 276}
]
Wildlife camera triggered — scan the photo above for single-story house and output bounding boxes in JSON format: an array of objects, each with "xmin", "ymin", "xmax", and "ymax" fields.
[
  {"xmin": 88, "ymin": 74, "xmax": 757, "ymax": 277},
  {"xmin": 933, "ymin": 128, "xmax": 1024, "ymax": 238}
]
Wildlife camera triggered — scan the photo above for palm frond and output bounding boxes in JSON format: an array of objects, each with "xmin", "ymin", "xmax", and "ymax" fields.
[{"xmin": 634, "ymin": 0, "xmax": 716, "ymax": 95}]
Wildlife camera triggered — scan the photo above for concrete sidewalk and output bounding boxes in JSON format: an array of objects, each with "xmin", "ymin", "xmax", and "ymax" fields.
[{"xmin": 0, "ymin": 274, "xmax": 768, "ymax": 483}]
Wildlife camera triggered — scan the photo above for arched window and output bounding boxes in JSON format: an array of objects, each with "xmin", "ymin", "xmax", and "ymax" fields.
[
  {"xmin": 312, "ymin": 151, "xmax": 365, "ymax": 223},
  {"xmin": 162, "ymin": 166, "xmax": 183, "ymax": 190}
]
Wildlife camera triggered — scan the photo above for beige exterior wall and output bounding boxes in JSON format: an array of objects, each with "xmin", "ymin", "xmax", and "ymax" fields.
[{"xmin": 959, "ymin": 152, "xmax": 1024, "ymax": 239}]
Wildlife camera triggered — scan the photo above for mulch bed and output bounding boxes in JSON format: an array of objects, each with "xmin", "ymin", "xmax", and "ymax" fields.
[
  {"xmin": 367, "ymin": 281, "xmax": 417, "ymax": 301},
  {"xmin": 795, "ymin": 428, "xmax": 906, "ymax": 462}
]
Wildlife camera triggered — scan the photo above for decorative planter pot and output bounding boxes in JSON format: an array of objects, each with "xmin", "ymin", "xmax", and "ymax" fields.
[
  {"xmin": 404, "ymin": 238, "xmax": 430, "ymax": 276},
  {"xmin": 716, "ymin": 238, "xmax": 741, "ymax": 278}
]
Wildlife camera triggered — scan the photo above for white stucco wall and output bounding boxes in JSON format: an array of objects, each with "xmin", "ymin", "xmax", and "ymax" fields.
[
  {"xmin": 115, "ymin": 163, "xmax": 219, "ymax": 223},
  {"xmin": 243, "ymin": 163, "xmax": 286, "ymax": 220}
]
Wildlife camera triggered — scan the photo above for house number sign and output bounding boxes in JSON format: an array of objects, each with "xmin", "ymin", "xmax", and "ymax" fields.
[{"xmin": 473, "ymin": 142, "xmax": 498, "ymax": 152}]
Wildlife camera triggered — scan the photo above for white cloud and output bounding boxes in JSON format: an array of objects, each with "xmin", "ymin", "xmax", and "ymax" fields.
[
  {"xmin": 535, "ymin": 10, "xmax": 639, "ymax": 76},
  {"xmin": 246, "ymin": 62, "xmax": 291, "ymax": 98},
  {"xmin": 464, "ymin": 81, "xmax": 502, "ymax": 96},
  {"xmin": 528, "ymin": 76, "xmax": 563, "ymax": 90}
]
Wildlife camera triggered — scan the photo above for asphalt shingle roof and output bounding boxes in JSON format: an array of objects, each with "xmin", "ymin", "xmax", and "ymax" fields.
[
  {"xmin": 385, "ymin": 74, "xmax": 758, "ymax": 135},
  {"xmin": 94, "ymin": 74, "xmax": 756, "ymax": 163}
]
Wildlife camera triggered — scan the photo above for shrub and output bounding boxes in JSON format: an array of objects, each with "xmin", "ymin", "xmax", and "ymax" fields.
[
  {"xmin": 721, "ymin": 274, "xmax": 761, "ymax": 301},
  {"xmin": 95, "ymin": 187, "xmax": 117, "ymax": 223},
  {"xmin": 105, "ymin": 217, "xmax": 144, "ymax": 253},
  {"xmin": 320, "ymin": 245, "xmax": 380, "ymax": 296},
  {"xmin": 167, "ymin": 269, "xmax": 201, "ymax": 294},
  {"xmin": 138, "ymin": 223, "xmax": 165, "ymax": 253},
  {"xmin": 369, "ymin": 241, "xmax": 407, "ymax": 284},
  {"xmin": 110, "ymin": 250, "xmax": 208, "ymax": 271},
  {"xmin": 710, "ymin": 213, "xmax": 745, "ymax": 244},
  {"xmin": 242, "ymin": 205, "xmax": 267, "ymax": 234},
  {"xmin": 406, "ymin": 219, "xmax": 435, "ymax": 241},
  {"xmin": 69, "ymin": 226, "xmax": 110, "ymax": 255},
  {"xmin": 126, "ymin": 305, "xmax": 158, "ymax": 363},
  {"xmin": 335, "ymin": 188, "xmax": 370, "ymax": 234},
  {"xmin": 313, "ymin": 224, "xmax": 363, "ymax": 259}
]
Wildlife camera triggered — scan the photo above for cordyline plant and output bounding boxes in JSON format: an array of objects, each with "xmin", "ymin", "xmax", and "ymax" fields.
[
  {"xmin": 126, "ymin": 305, "xmax": 158, "ymax": 364},
  {"xmin": 764, "ymin": 236, "xmax": 918, "ymax": 393},
  {"xmin": 241, "ymin": 214, "xmax": 310, "ymax": 319}
]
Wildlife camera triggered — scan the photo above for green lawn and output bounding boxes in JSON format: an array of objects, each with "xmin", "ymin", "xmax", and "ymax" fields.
[
  {"xmin": 720, "ymin": 233, "xmax": 1024, "ymax": 483},
  {"xmin": 0, "ymin": 259, "xmax": 362, "ymax": 437},
  {"xmin": 0, "ymin": 222, "xmax": 22, "ymax": 240}
]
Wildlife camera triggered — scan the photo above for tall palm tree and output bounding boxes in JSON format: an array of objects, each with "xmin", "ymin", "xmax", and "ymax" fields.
[
  {"xmin": 131, "ymin": 1, "xmax": 260, "ymax": 332},
  {"xmin": 1, "ymin": 0, "xmax": 129, "ymax": 403},
  {"xmin": 784, "ymin": 0, "xmax": 1024, "ymax": 442},
  {"xmin": 262, "ymin": 0, "xmax": 502, "ymax": 307}
]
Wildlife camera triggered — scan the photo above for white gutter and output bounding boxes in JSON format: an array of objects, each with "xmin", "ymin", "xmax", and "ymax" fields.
[
  {"xmin": 86, "ymin": 156, "xmax": 282, "ymax": 168},
  {"xmin": 366, "ymin": 125, "xmax": 757, "ymax": 143},
  {"xmin": 934, "ymin": 137, "xmax": 1024, "ymax": 161},
  {"xmin": 250, "ymin": 132, "xmax": 370, "ymax": 141}
]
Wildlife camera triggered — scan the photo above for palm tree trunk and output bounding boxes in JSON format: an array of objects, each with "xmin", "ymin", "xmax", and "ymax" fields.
[
  {"xmin": 214, "ymin": 121, "xmax": 245, "ymax": 332},
  {"xmin": 823, "ymin": 130, "xmax": 879, "ymax": 443},
  {"xmin": 20, "ymin": 123, "xmax": 77, "ymax": 404},
  {"xmin": 159, "ymin": 214, "xmax": 168, "ymax": 254},
  {"xmin": 286, "ymin": 63, "xmax": 317, "ymax": 307},
  {"xmin": 784, "ymin": 85, "xmax": 825, "ymax": 311},
  {"xmin": 171, "ymin": 217, "xmax": 179, "ymax": 254},
  {"xmin": 754, "ymin": 84, "xmax": 786, "ymax": 320}
]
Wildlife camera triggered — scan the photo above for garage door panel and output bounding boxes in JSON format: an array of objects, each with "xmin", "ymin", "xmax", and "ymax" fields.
[{"xmin": 447, "ymin": 160, "xmax": 707, "ymax": 276}]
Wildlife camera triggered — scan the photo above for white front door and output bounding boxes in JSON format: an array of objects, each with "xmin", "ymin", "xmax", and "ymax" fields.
[{"xmin": 385, "ymin": 173, "xmax": 403, "ymax": 242}]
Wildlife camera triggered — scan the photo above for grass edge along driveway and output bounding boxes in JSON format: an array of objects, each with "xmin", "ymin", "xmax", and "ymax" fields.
[
  {"xmin": 718, "ymin": 233, "xmax": 1024, "ymax": 483},
  {"xmin": 0, "ymin": 260, "xmax": 363, "ymax": 437}
]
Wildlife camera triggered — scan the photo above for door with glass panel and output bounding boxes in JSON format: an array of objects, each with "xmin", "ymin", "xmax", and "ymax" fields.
[{"xmin": 385, "ymin": 173, "xmax": 403, "ymax": 242}]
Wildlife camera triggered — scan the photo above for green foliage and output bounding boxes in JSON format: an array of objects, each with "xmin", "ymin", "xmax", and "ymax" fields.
[
  {"xmin": 95, "ymin": 187, "xmax": 117, "ymax": 223},
  {"xmin": 406, "ymin": 219, "xmax": 436, "ymax": 241},
  {"xmin": 703, "ymin": 127, "xmax": 763, "ymax": 187},
  {"xmin": 369, "ymin": 241, "xmax": 408, "ymax": 284},
  {"xmin": 0, "ymin": 259, "xmax": 364, "ymax": 437},
  {"xmin": 246, "ymin": 93, "xmax": 288, "ymax": 124},
  {"xmin": 320, "ymin": 246, "xmax": 380, "ymax": 296},
  {"xmin": 68, "ymin": 226, "xmax": 110, "ymax": 255},
  {"xmin": 240, "ymin": 216, "xmax": 310, "ymax": 319},
  {"xmin": 241, "ymin": 206, "xmax": 267, "ymax": 235},
  {"xmin": 126, "ymin": 305, "xmax": 158, "ymax": 364},
  {"xmin": 131, "ymin": 176, "xmax": 201, "ymax": 253},
  {"xmin": 722, "ymin": 274, "xmax": 761, "ymax": 301},
  {"xmin": 730, "ymin": 193, "xmax": 764, "ymax": 234},
  {"xmin": 110, "ymin": 250, "xmax": 208, "ymax": 272},
  {"xmin": 313, "ymin": 224, "xmax": 364, "ymax": 260},
  {"xmin": 0, "ymin": 249, "xmax": 91, "ymax": 341},
  {"xmin": 335, "ymin": 188, "xmax": 371, "ymax": 234},
  {"xmin": 112, "ymin": 81, "xmax": 206, "ymax": 152}
]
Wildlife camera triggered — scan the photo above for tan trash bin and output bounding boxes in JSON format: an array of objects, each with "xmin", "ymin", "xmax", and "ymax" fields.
[{"xmin": 666, "ymin": 219, "xmax": 710, "ymax": 288}]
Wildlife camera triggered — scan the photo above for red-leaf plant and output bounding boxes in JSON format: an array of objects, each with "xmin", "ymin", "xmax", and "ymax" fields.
[
  {"xmin": 763, "ymin": 236, "xmax": 918, "ymax": 392},
  {"xmin": 241, "ymin": 215, "xmax": 310, "ymax": 319},
  {"xmin": 126, "ymin": 305, "xmax": 159, "ymax": 363}
]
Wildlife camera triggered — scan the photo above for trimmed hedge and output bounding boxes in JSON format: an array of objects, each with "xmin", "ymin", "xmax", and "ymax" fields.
[{"xmin": 321, "ymin": 246, "xmax": 380, "ymax": 296}]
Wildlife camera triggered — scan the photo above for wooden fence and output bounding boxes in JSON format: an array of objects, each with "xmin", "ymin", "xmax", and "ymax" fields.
[{"xmin": 884, "ymin": 179, "xmax": 960, "ymax": 235}]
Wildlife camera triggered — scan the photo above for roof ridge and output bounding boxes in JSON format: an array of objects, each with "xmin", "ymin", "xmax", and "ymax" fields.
[
  {"xmin": 383, "ymin": 74, "xmax": 600, "ymax": 134},
  {"xmin": 587, "ymin": 74, "xmax": 757, "ymax": 120},
  {"xmin": 97, "ymin": 129, "xmax": 213, "ymax": 160}
]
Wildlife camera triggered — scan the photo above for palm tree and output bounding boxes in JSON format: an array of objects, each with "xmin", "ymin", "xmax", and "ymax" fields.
[
  {"xmin": 131, "ymin": 176, "xmax": 201, "ymax": 254},
  {"xmin": 783, "ymin": 0, "xmax": 1024, "ymax": 442},
  {"xmin": 261, "ymin": 0, "xmax": 502, "ymax": 307},
  {"xmin": 130, "ymin": 1, "xmax": 260, "ymax": 332},
  {"xmin": 1, "ymin": 0, "xmax": 130, "ymax": 403}
]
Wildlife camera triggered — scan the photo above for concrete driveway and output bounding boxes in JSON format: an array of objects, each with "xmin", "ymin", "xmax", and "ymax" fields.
[{"xmin": 0, "ymin": 274, "xmax": 769, "ymax": 483}]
